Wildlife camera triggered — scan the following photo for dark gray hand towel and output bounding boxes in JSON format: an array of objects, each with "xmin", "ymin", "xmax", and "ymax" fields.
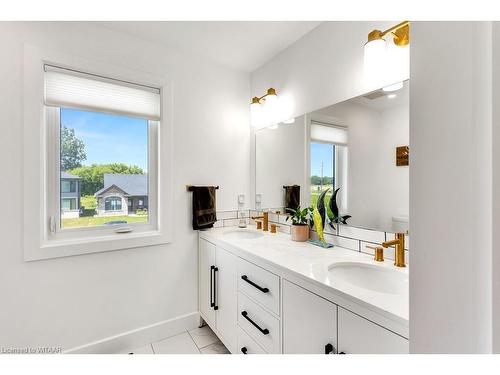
[
  {"xmin": 192, "ymin": 186, "xmax": 217, "ymax": 230},
  {"xmin": 284, "ymin": 185, "xmax": 300, "ymax": 212}
]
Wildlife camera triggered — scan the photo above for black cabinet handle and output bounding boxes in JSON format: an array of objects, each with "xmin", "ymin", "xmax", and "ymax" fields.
[
  {"xmin": 325, "ymin": 343, "xmax": 335, "ymax": 354},
  {"xmin": 213, "ymin": 267, "xmax": 219, "ymax": 311},
  {"xmin": 210, "ymin": 266, "xmax": 215, "ymax": 308},
  {"xmin": 339, "ymin": 352, "xmax": 346, "ymax": 354},
  {"xmin": 241, "ymin": 311, "xmax": 269, "ymax": 335},
  {"xmin": 241, "ymin": 347, "xmax": 248, "ymax": 354},
  {"xmin": 210, "ymin": 266, "xmax": 214, "ymax": 307},
  {"xmin": 241, "ymin": 275, "xmax": 269, "ymax": 293}
]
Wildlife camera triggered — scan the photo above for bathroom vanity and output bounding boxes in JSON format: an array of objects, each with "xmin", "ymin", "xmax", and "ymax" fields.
[
  {"xmin": 198, "ymin": 79, "xmax": 410, "ymax": 354},
  {"xmin": 198, "ymin": 227, "xmax": 408, "ymax": 354}
]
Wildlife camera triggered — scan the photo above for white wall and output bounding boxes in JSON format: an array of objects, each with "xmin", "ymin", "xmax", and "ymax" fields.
[
  {"xmin": 492, "ymin": 21, "xmax": 500, "ymax": 354},
  {"xmin": 255, "ymin": 116, "xmax": 307, "ymax": 209},
  {"xmin": 0, "ymin": 22, "xmax": 250, "ymax": 350},
  {"xmin": 410, "ymin": 22, "xmax": 492, "ymax": 353},
  {"xmin": 378, "ymin": 104, "xmax": 409, "ymax": 230},
  {"xmin": 251, "ymin": 21, "xmax": 409, "ymax": 120}
]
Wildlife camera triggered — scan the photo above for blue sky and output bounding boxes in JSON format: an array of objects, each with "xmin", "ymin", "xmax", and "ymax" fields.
[
  {"xmin": 61, "ymin": 108, "xmax": 148, "ymax": 171},
  {"xmin": 311, "ymin": 142, "xmax": 334, "ymax": 177}
]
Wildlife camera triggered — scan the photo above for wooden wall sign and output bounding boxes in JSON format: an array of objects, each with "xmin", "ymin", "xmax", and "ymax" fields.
[{"xmin": 396, "ymin": 146, "xmax": 409, "ymax": 166}]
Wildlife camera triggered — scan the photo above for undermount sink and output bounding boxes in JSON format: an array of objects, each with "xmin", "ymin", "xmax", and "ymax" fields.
[
  {"xmin": 328, "ymin": 262, "xmax": 408, "ymax": 295},
  {"xmin": 222, "ymin": 230, "xmax": 264, "ymax": 240}
]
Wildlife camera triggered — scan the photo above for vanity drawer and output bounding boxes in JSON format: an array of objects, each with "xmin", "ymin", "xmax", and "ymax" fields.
[
  {"xmin": 237, "ymin": 258, "xmax": 280, "ymax": 315},
  {"xmin": 237, "ymin": 292, "xmax": 280, "ymax": 353},
  {"xmin": 237, "ymin": 326, "xmax": 267, "ymax": 354}
]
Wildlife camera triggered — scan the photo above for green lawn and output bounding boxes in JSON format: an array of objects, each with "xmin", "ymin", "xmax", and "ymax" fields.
[
  {"xmin": 310, "ymin": 185, "xmax": 335, "ymax": 218},
  {"xmin": 62, "ymin": 215, "xmax": 148, "ymax": 228}
]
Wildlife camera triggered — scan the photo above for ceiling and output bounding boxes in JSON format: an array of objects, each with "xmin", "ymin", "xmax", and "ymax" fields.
[
  {"xmin": 99, "ymin": 21, "xmax": 321, "ymax": 72},
  {"xmin": 316, "ymin": 81, "xmax": 409, "ymax": 117}
]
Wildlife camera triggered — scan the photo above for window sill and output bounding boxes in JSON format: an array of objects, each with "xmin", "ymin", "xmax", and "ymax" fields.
[{"xmin": 24, "ymin": 229, "xmax": 171, "ymax": 262}]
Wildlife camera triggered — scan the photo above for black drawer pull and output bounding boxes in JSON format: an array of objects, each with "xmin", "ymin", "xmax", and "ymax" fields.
[
  {"xmin": 339, "ymin": 352, "xmax": 346, "ymax": 354},
  {"xmin": 210, "ymin": 266, "xmax": 215, "ymax": 308},
  {"xmin": 213, "ymin": 267, "xmax": 219, "ymax": 311},
  {"xmin": 241, "ymin": 311, "xmax": 269, "ymax": 335},
  {"xmin": 241, "ymin": 275, "xmax": 269, "ymax": 293},
  {"xmin": 325, "ymin": 343, "xmax": 335, "ymax": 354},
  {"xmin": 241, "ymin": 347, "xmax": 248, "ymax": 354}
]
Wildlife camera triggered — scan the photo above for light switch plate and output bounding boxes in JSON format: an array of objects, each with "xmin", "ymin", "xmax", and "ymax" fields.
[{"xmin": 255, "ymin": 194, "xmax": 262, "ymax": 204}]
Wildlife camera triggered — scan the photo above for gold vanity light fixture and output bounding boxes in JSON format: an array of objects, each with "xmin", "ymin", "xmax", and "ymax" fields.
[
  {"xmin": 365, "ymin": 21, "xmax": 410, "ymax": 48},
  {"xmin": 364, "ymin": 21, "xmax": 410, "ymax": 81},
  {"xmin": 250, "ymin": 88, "xmax": 278, "ymax": 129},
  {"xmin": 250, "ymin": 88, "xmax": 294, "ymax": 128},
  {"xmin": 250, "ymin": 88, "xmax": 277, "ymax": 111}
]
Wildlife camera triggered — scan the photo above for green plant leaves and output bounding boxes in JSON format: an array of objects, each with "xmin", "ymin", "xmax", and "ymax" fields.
[{"xmin": 316, "ymin": 189, "xmax": 329, "ymax": 230}]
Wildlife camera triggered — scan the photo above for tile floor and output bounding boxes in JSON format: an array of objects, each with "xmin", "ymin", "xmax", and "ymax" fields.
[{"xmin": 128, "ymin": 325, "xmax": 230, "ymax": 354}]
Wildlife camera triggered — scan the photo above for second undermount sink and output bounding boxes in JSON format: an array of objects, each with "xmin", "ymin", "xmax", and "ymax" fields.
[
  {"xmin": 222, "ymin": 229, "xmax": 264, "ymax": 240},
  {"xmin": 328, "ymin": 262, "xmax": 408, "ymax": 295}
]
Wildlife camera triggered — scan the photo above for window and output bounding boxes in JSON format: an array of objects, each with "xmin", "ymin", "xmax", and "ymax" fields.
[
  {"xmin": 105, "ymin": 197, "xmax": 122, "ymax": 211},
  {"xmin": 61, "ymin": 180, "xmax": 77, "ymax": 193},
  {"xmin": 43, "ymin": 62, "xmax": 161, "ymax": 245},
  {"xmin": 310, "ymin": 122, "xmax": 348, "ymax": 213},
  {"xmin": 23, "ymin": 46, "xmax": 172, "ymax": 261},
  {"xmin": 57, "ymin": 107, "xmax": 149, "ymax": 229},
  {"xmin": 61, "ymin": 198, "xmax": 77, "ymax": 211},
  {"xmin": 45, "ymin": 65, "xmax": 159, "ymax": 232}
]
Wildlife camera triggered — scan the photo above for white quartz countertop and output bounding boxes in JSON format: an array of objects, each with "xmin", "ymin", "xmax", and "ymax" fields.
[{"xmin": 200, "ymin": 226, "xmax": 409, "ymax": 329}]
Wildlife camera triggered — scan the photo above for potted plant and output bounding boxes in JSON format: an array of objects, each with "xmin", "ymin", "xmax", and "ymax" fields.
[{"xmin": 286, "ymin": 206, "xmax": 312, "ymax": 242}]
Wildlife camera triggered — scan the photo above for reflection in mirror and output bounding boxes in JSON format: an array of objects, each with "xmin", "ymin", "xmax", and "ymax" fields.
[
  {"xmin": 255, "ymin": 115, "xmax": 307, "ymax": 212},
  {"xmin": 254, "ymin": 81, "xmax": 409, "ymax": 233}
]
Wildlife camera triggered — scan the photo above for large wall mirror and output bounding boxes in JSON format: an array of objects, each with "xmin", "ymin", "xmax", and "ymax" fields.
[{"xmin": 254, "ymin": 80, "xmax": 409, "ymax": 233}]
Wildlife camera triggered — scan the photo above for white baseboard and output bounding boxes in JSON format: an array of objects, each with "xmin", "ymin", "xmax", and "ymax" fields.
[{"xmin": 64, "ymin": 311, "xmax": 200, "ymax": 354}]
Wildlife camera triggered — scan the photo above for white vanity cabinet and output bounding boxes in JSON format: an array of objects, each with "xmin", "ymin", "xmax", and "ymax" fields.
[
  {"xmin": 199, "ymin": 231, "xmax": 409, "ymax": 354},
  {"xmin": 199, "ymin": 238, "xmax": 238, "ymax": 352},
  {"xmin": 282, "ymin": 280, "xmax": 337, "ymax": 354},
  {"xmin": 337, "ymin": 307, "xmax": 409, "ymax": 354},
  {"xmin": 282, "ymin": 279, "xmax": 408, "ymax": 354}
]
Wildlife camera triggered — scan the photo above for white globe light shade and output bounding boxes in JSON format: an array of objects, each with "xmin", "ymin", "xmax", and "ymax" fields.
[
  {"xmin": 250, "ymin": 101, "xmax": 264, "ymax": 129},
  {"xmin": 364, "ymin": 38, "xmax": 387, "ymax": 82},
  {"xmin": 263, "ymin": 93, "xmax": 279, "ymax": 126}
]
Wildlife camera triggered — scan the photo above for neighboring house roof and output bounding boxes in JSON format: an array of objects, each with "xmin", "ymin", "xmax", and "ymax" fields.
[
  {"xmin": 94, "ymin": 174, "xmax": 148, "ymax": 197},
  {"xmin": 61, "ymin": 171, "xmax": 81, "ymax": 179}
]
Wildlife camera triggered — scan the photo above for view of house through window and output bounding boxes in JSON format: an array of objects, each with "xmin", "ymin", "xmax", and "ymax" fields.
[
  {"xmin": 310, "ymin": 142, "xmax": 335, "ymax": 209},
  {"xmin": 60, "ymin": 108, "xmax": 149, "ymax": 229}
]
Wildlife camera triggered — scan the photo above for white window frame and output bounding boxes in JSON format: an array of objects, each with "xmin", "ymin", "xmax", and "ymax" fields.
[
  {"xmin": 23, "ymin": 45, "xmax": 173, "ymax": 261},
  {"xmin": 306, "ymin": 114, "xmax": 350, "ymax": 214}
]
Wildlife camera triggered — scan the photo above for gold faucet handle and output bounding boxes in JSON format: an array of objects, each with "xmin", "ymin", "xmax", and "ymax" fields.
[
  {"xmin": 254, "ymin": 220, "xmax": 263, "ymax": 230},
  {"xmin": 365, "ymin": 245, "xmax": 384, "ymax": 262},
  {"xmin": 270, "ymin": 223, "xmax": 280, "ymax": 233}
]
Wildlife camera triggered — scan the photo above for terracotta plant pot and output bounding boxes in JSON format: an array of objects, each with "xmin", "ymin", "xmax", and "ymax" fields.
[{"xmin": 291, "ymin": 224, "xmax": 309, "ymax": 242}]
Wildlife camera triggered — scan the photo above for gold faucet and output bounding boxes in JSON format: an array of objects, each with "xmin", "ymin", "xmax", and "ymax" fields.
[
  {"xmin": 251, "ymin": 211, "xmax": 269, "ymax": 231},
  {"xmin": 382, "ymin": 233, "xmax": 406, "ymax": 267}
]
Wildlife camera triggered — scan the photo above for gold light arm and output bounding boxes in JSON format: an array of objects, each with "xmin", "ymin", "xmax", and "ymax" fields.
[
  {"xmin": 380, "ymin": 21, "xmax": 409, "ymax": 38},
  {"xmin": 250, "ymin": 87, "xmax": 277, "ymax": 104},
  {"xmin": 366, "ymin": 21, "xmax": 410, "ymax": 47}
]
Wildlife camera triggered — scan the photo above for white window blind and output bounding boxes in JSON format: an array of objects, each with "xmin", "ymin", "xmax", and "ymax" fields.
[
  {"xmin": 310, "ymin": 121, "xmax": 348, "ymax": 145},
  {"xmin": 44, "ymin": 65, "xmax": 161, "ymax": 120}
]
